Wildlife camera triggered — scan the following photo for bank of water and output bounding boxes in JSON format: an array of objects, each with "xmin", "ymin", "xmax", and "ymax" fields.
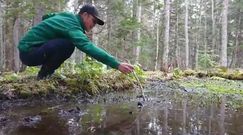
[{"xmin": 0, "ymin": 80, "xmax": 243, "ymax": 135}]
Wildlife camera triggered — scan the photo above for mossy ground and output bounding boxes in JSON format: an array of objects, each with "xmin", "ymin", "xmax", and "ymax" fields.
[
  {"xmin": 0, "ymin": 59, "xmax": 147, "ymax": 100},
  {"xmin": 169, "ymin": 68, "xmax": 243, "ymax": 94},
  {"xmin": 177, "ymin": 77, "xmax": 243, "ymax": 94},
  {"xmin": 1, "ymin": 66, "xmax": 243, "ymax": 100},
  {"xmin": 0, "ymin": 70, "xmax": 141, "ymax": 100}
]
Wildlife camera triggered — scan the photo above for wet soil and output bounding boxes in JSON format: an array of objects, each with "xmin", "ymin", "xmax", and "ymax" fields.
[{"xmin": 0, "ymin": 79, "xmax": 243, "ymax": 135}]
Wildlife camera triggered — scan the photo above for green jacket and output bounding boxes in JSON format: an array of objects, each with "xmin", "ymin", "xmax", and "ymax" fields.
[{"xmin": 18, "ymin": 12, "xmax": 120, "ymax": 69}]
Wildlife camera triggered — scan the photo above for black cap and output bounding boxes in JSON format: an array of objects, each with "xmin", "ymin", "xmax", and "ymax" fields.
[{"xmin": 79, "ymin": 4, "xmax": 104, "ymax": 25}]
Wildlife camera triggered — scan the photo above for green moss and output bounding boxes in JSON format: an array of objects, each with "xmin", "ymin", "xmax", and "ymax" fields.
[
  {"xmin": 172, "ymin": 68, "xmax": 183, "ymax": 79},
  {"xmin": 179, "ymin": 78, "xmax": 243, "ymax": 95},
  {"xmin": 0, "ymin": 61, "xmax": 143, "ymax": 100},
  {"xmin": 183, "ymin": 69, "xmax": 196, "ymax": 76},
  {"xmin": 19, "ymin": 89, "xmax": 33, "ymax": 99}
]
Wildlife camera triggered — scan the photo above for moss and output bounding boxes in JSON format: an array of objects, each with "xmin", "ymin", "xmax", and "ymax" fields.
[
  {"xmin": 178, "ymin": 78, "xmax": 243, "ymax": 95},
  {"xmin": 0, "ymin": 68, "xmax": 138, "ymax": 100},
  {"xmin": 183, "ymin": 69, "xmax": 196, "ymax": 76},
  {"xmin": 170, "ymin": 68, "xmax": 243, "ymax": 81},
  {"xmin": 19, "ymin": 89, "xmax": 33, "ymax": 99},
  {"xmin": 196, "ymin": 71, "xmax": 207, "ymax": 78}
]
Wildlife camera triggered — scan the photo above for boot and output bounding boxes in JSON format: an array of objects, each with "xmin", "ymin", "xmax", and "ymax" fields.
[{"xmin": 37, "ymin": 66, "xmax": 54, "ymax": 80}]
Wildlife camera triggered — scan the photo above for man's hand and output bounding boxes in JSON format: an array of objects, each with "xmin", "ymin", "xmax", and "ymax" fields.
[{"xmin": 118, "ymin": 63, "xmax": 134, "ymax": 74}]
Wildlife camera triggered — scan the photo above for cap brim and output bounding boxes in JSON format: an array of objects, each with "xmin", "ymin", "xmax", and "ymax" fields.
[{"xmin": 95, "ymin": 16, "xmax": 104, "ymax": 25}]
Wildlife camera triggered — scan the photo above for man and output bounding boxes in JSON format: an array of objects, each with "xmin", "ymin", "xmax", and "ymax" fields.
[{"xmin": 18, "ymin": 4, "xmax": 134, "ymax": 79}]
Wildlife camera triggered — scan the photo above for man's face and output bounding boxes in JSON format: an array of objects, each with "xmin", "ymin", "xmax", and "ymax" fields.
[{"xmin": 82, "ymin": 13, "xmax": 96, "ymax": 32}]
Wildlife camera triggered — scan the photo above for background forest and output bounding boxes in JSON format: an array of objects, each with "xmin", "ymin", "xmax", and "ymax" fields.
[{"xmin": 0, "ymin": 0, "xmax": 242, "ymax": 72}]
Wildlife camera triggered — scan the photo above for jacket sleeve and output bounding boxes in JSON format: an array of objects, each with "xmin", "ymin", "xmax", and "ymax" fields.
[{"xmin": 67, "ymin": 28, "xmax": 120, "ymax": 69}]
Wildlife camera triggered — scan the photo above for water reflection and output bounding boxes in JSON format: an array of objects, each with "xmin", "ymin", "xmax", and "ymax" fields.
[
  {"xmin": 219, "ymin": 95, "xmax": 225, "ymax": 135},
  {"xmin": 12, "ymin": 115, "xmax": 68, "ymax": 135},
  {"xmin": 1, "ymin": 91, "xmax": 243, "ymax": 135}
]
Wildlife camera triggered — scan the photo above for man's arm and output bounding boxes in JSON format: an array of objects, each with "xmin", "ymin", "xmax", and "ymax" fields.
[
  {"xmin": 68, "ymin": 28, "xmax": 134, "ymax": 73},
  {"xmin": 68, "ymin": 29, "xmax": 120, "ymax": 69}
]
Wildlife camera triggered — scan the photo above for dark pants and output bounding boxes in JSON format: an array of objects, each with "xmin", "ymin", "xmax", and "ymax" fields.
[{"xmin": 20, "ymin": 39, "xmax": 75, "ymax": 77}]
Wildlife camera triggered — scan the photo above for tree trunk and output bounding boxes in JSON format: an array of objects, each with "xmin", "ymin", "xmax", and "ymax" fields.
[
  {"xmin": 230, "ymin": 9, "xmax": 241, "ymax": 68},
  {"xmin": 195, "ymin": 0, "xmax": 202, "ymax": 69},
  {"xmin": 4, "ymin": 17, "xmax": 15, "ymax": 71},
  {"xmin": 132, "ymin": 0, "xmax": 138, "ymax": 64},
  {"xmin": 33, "ymin": 2, "xmax": 44, "ymax": 26},
  {"xmin": 13, "ymin": 17, "xmax": 21, "ymax": 71},
  {"xmin": 161, "ymin": 0, "xmax": 170, "ymax": 72},
  {"xmin": 204, "ymin": 15, "xmax": 208, "ymax": 68},
  {"xmin": 174, "ymin": 2, "xmax": 181, "ymax": 68},
  {"xmin": 185, "ymin": 0, "xmax": 189, "ymax": 69},
  {"xmin": 134, "ymin": 2, "xmax": 141, "ymax": 65},
  {"xmin": 107, "ymin": 0, "xmax": 112, "ymax": 51},
  {"xmin": 175, "ymin": 0, "xmax": 180, "ymax": 69},
  {"xmin": 91, "ymin": 0, "xmax": 99, "ymax": 45},
  {"xmin": 0, "ymin": 2, "xmax": 4, "ymax": 71},
  {"xmin": 211, "ymin": 0, "xmax": 216, "ymax": 56},
  {"xmin": 132, "ymin": 0, "xmax": 142, "ymax": 65},
  {"xmin": 155, "ymin": 19, "xmax": 160, "ymax": 70},
  {"xmin": 220, "ymin": 0, "xmax": 228, "ymax": 67}
]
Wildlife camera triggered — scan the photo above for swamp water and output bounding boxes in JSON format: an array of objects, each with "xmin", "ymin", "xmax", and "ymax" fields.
[{"xmin": 0, "ymin": 80, "xmax": 243, "ymax": 135}]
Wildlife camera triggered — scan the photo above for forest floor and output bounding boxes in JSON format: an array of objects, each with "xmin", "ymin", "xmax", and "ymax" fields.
[{"xmin": 0, "ymin": 68, "xmax": 243, "ymax": 102}]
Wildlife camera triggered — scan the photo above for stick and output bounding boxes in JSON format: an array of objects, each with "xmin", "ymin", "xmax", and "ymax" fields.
[{"xmin": 132, "ymin": 71, "xmax": 144, "ymax": 98}]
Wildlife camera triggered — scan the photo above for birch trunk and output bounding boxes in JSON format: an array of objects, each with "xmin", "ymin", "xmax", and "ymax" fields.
[
  {"xmin": 175, "ymin": 0, "xmax": 180, "ymax": 69},
  {"xmin": 132, "ymin": 0, "xmax": 138, "ymax": 63},
  {"xmin": 204, "ymin": 15, "xmax": 208, "ymax": 68},
  {"xmin": 185, "ymin": 0, "xmax": 189, "ymax": 69},
  {"xmin": 162, "ymin": 0, "xmax": 170, "ymax": 71},
  {"xmin": 0, "ymin": 2, "xmax": 4, "ymax": 71},
  {"xmin": 135, "ymin": 1, "xmax": 141, "ymax": 65},
  {"xmin": 155, "ymin": 19, "xmax": 160, "ymax": 70},
  {"xmin": 195, "ymin": 0, "xmax": 202, "ymax": 69},
  {"xmin": 211, "ymin": 0, "xmax": 216, "ymax": 56},
  {"xmin": 220, "ymin": 0, "xmax": 228, "ymax": 67}
]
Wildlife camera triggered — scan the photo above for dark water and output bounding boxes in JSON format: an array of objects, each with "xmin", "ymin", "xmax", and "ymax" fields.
[{"xmin": 1, "ymin": 84, "xmax": 243, "ymax": 135}]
